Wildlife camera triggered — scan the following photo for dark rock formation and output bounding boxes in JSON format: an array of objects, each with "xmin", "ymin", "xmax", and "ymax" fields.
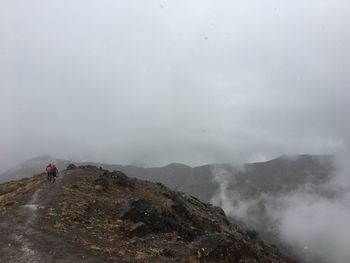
[{"xmin": 66, "ymin": 163, "xmax": 77, "ymax": 170}]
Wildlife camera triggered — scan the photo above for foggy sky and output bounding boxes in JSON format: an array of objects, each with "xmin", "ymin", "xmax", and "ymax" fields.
[{"xmin": 1, "ymin": 0, "xmax": 349, "ymax": 171}]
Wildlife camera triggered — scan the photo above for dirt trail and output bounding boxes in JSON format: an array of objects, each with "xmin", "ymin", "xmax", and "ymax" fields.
[{"xmin": 0, "ymin": 173, "xmax": 105, "ymax": 263}]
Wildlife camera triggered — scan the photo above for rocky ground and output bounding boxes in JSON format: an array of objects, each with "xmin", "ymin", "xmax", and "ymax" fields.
[
  {"xmin": 0, "ymin": 165, "xmax": 298, "ymax": 262},
  {"xmin": 0, "ymin": 172, "xmax": 103, "ymax": 262}
]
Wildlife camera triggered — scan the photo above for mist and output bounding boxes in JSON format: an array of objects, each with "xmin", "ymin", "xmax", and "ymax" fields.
[
  {"xmin": 1, "ymin": 0, "xmax": 350, "ymax": 172},
  {"xmin": 211, "ymin": 153, "xmax": 350, "ymax": 262}
]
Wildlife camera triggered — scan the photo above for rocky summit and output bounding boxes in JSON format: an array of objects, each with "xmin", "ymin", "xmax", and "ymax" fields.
[{"xmin": 0, "ymin": 165, "xmax": 297, "ymax": 262}]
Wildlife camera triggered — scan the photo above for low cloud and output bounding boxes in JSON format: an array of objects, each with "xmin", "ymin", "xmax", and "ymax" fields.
[{"xmin": 211, "ymin": 154, "xmax": 350, "ymax": 263}]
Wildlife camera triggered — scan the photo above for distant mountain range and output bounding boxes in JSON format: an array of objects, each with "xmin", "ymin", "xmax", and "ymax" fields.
[{"xmin": 0, "ymin": 154, "xmax": 334, "ymax": 203}]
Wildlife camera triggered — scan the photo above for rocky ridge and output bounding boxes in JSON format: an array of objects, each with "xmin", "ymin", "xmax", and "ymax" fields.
[{"xmin": 40, "ymin": 165, "xmax": 296, "ymax": 262}]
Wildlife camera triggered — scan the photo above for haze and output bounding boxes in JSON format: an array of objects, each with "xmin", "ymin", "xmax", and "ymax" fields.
[{"xmin": 1, "ymin": 0, "xmax": 349, "ymax": 172}]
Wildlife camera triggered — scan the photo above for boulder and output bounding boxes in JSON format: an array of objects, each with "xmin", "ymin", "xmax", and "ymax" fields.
[
  {"xmin": 191, "ymin": 233, "xmax": 235, "ymax": 260},
  {"xmin": 121, "ymin": 199, "xmax": 171, "ymax": 233}
]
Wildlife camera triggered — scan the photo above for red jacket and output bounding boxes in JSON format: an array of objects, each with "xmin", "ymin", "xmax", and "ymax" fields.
[{"xmin": 46, "ymin": 165, "xmax": 52, "ymax": 173}]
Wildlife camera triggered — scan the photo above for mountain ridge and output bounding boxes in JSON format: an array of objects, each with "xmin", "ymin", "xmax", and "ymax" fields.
[{"xmin": 0, "ymin": 165, "xmax": 297, "ymax": 262}]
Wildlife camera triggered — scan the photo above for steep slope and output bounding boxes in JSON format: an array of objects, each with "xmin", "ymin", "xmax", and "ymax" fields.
[{"xmin": 0, "ymin": 165, "xmax": 297, "ymax": 263}]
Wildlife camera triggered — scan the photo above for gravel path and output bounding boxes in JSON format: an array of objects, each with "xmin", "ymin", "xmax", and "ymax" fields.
[{"xmin": 0, "ymin": 173, "xmax": 106, "ymax": 263}]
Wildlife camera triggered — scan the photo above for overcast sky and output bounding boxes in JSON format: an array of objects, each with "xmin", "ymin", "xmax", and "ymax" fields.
[{"xmin": 0, "ymin": 0, "xmax": 349, "ymax": 171}]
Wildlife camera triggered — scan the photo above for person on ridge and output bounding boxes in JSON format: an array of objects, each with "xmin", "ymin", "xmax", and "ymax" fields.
[
  {"xmin": 46, "ymin": 163, "xmax": 53, "ymax": 181},
  {"xmin": 51, "ymin": 164, "xmax": 58, "ymax": 182}
]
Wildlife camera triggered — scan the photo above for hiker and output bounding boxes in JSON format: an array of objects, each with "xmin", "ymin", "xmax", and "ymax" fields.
[
  {"xmin": 46, "ymin": 163, "xmax": 53, "ymax": 181},
  {"xmin": 52, "ymin": 164, "xmax": 58, "ymax": 182}
]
